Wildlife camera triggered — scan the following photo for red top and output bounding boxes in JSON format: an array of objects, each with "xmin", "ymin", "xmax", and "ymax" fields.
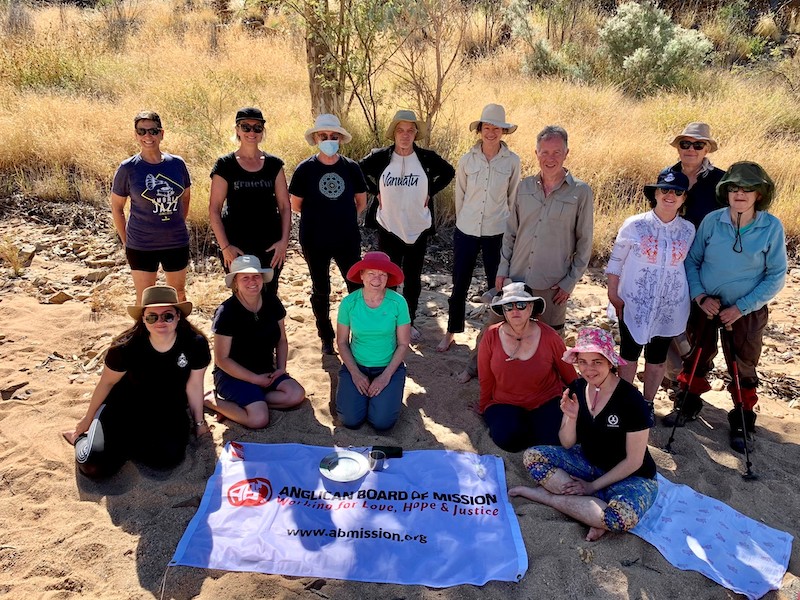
[{"xmin": 478, "ymin": 322, "xmax": 577, "ymax": 413}]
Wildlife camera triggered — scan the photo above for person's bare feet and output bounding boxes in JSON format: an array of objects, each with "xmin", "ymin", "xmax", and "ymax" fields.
[
  {"xmin": 586, "ymin": 526, "xmax": 607, "ymax": 542},
  {"xmin": 61, "ymin": 430, "xmax": 78, "ymax": 446},
  {"xmin": 456, "ymin": 369, "xmax": 473, "ymax": 384},
  {"xmin": 436, "ymin": 333, "xmax": 455, "ymax": 352},
  {"xmin": 508, "ymin": 485, "xmax": 548, "ymax": 502},
  {"xmin": 203, "ymin": 392, "xmax": 226, "ymax": 423},
  {"xmin": 410, "ymin": 326, "xmax": 421, "ymax": 343}
]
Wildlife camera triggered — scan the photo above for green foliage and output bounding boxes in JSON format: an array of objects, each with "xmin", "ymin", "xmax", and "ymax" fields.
[{"xmin": 599, "ymin": 1, "xmax": 713, "ymax": 96}]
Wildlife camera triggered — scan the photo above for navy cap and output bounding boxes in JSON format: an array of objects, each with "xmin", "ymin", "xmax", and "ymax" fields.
[
  {"xmin": 644, "ymin": 168, "xmax": 690, "ymax": 203},
  {"xmin": 235, "ymin": 107, "xmax": 265, "ymax": 123}
]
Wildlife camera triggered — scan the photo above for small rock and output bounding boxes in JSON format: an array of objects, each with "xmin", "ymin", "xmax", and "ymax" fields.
[
  {"xmin": 1, "ymin": 381, "xmax": 29, "ymax": 401},
  {"xmin": 289, "ymin": 313, "xmax": 305, "ymax": 323},
  {"xmin": 85, "ymin": 269, "xmax": 111, "ymax": 282},
  {"xmin": 48, "ymin": 291, "xmax": 73, "ymax": 305},
  {"xmin": 86, "ymin": 259, "xmax": 117, "ymax": 268},
  {"xmin": 711, "ymin": 379, "xmax": 725, "ymax": 392},
  {"xmin": 18, "ymin": 244, "xmax": 37, "ymax": 267},
  {"xmin": 788, "ymin": 399, "xmax": 800, "ymax": 410}
]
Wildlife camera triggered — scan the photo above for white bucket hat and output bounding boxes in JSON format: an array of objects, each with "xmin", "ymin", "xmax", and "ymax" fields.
[
  {"xmin": 490, "ymin": 282, "xmax": 545, "ymax": 317},
  {"xmin": 469, "ymin": 104, "xmax": 517, "ymax": 134},
  {"xmin": 225, "ymin": 255, "xmax": 274, "ymax": 288},
  {"xmin": 304, "ymin": 114, "xmax": 353, "ymax": 145}
]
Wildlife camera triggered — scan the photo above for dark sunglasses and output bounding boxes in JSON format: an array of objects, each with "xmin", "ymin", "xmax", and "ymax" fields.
[
  {"xmin": 135, "ymin": 127, "xmax": 162, "ymax": 136},
  {"xmin": 502, "ymin": 301, "xmax": 531, "ymax": 312},
  {"xmin": 728, "ymin": 185, "xmax": 757, "ymax": 194},
  {"xmin": 678, "ymin": 140, "xmax": 707, "ymax": 150},
  {"xmin": 144, "ymin": 312, "xmax": 177, "ymax": 324},
  {"xmin": 238, "ymin": 123, "xmax": 264, "ymax": 133},
  {"xmin": 658, "ymin": 188, "xmax": 686, "ymax": 197}
]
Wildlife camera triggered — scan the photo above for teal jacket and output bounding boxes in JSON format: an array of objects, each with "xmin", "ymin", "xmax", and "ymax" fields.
[{"xmin": 686, "ymin": 207, "xmax": 786, "ymax": 315}]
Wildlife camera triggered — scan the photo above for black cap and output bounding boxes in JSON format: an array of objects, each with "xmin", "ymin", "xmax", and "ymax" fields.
[
  {"xmin": 235, "ymin": 107, "xmax": 265, "ymax": 123},
  {"xmin": 644, "ymin": 168, "xmax": 690, "ymax": 203}
]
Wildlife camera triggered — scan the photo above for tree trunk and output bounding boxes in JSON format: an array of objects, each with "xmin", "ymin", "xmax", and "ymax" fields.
[{"xmin": 304, "ymin": 0, "xmax": 339, "ymax": 116}]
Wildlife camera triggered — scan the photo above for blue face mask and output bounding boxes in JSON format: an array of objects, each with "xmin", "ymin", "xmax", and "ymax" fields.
[{"xmin": 318, "ymin": 140, "xmax": 339, "ymax": 157}]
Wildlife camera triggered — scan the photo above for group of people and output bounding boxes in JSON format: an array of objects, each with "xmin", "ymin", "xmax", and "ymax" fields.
[{"xmin": 62, "ymin": 107, "xmax": 786, "ymax": 543}]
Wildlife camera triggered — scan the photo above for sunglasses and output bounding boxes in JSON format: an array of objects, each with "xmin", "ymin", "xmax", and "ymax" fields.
[
  {"xmin": 135, "ymin": 127, "xmax": 162, "ymax": 136},
  {"xmin": 678, "ymin": 140, "xmax": 707, "ymax": 150},
  {"xmin": 502, "ymin": 301, "xmax": 531, "ymax": 312},
  {"xmin": 658, "ymin": 188, "xmax": 686, "ymax": 197},
  {"xmin": 238, "ymin": 123, "xmax": 264, "ymax": 133},
  {"xmin": 728, "ymin": 185, "xmax": 757, "ymax": 194},
  {"xmin": 144, "ymin": 312, "xmax": 177, "ymax": 324}
]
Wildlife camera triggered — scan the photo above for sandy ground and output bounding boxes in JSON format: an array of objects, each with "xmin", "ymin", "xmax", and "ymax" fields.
[{"xmin": 0, "ymin": 215, "xmax": 799, "ymax": 599}]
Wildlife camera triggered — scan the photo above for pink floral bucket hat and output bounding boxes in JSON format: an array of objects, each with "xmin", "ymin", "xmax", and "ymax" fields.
[{"xmin": 562, "ymin": 327, "xmax": 627, "ymax": 367}]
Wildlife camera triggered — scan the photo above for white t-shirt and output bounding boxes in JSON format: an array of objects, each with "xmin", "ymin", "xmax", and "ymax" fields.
[{"xmin": 377, "ymin": 151, "xmax": 430, "ymax": 244}]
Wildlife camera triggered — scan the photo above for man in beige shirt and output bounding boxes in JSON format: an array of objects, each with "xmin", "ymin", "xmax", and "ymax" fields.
[{"xmin": 459, "ymin": 125, "xmax": 593, "ymax": 382}]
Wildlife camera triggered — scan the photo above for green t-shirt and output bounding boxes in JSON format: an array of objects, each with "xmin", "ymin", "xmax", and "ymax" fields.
[{"xmin": 337, "ymin": 289, "xmax": 411, "ymax": 367}]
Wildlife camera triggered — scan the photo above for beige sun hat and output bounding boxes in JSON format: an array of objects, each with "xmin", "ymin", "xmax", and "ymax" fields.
[
  {"xmin": 670, "ymin": 122, "xmax": 718, "ymax": 152},
  {"xmin": 224, "ymin": 255, "xmax": 274, "ymax": 288},
  {"xmin": 469, "ymin": 104, "xmax": 517, "ymax": 134},
  {"xmin": 385, "ymin": 109, "xmax": 427, "ymax": 141},
  {"xmin": 127, "ymin": 285, "xmax": 192, "ymax": 321},
  {"xmin": 304, "ymin": 114, "xmax": 353, "ymax": 145}
]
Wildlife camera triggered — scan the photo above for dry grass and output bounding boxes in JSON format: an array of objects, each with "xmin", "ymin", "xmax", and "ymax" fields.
[
  {"xmin": 1, "ymin": 0, "xmax": 799, "ymax": 261},
  {"xmin": 0, "ymin": 235, "xmax": 25, "ymax": 277}
]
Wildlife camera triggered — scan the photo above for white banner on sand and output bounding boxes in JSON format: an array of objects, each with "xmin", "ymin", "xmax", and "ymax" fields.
[{"xmin": 170, "ymin": 442, "xmax": 528, "ymax": 587}]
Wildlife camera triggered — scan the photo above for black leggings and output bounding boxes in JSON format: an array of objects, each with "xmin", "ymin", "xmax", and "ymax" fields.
[{"xmin": 74, "ymin": 392, "xmax": 190, "ymax": 478}]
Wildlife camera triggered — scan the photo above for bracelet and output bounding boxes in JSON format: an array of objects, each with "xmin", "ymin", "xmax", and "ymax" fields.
[
  {"xmin": 221, "ymin": 244, "xmax": 230, "ymax": 251},
  {"xmin": 195, "ymin": 421, "xmax": 205, "ymax": 427}
]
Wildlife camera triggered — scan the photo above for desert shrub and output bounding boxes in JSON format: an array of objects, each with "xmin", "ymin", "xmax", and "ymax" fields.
[{"xmin": 599, "ymin": 1, "xmax": 713, "ymax": 96}]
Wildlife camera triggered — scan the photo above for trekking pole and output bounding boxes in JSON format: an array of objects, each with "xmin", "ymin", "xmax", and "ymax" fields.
[
  {"xmin": 721, "ymin": 326, "xmax": 757, "ymax": 481},
  {"xmin": 663, "ymin": 299, "xmax": 716, "ymax": 454}
]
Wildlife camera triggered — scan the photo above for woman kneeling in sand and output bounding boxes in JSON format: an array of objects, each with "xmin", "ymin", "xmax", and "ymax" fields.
[
  {"xmin": 205, "ymin": 255, "xmax": 305, "ymax": 428},
  {"xmin": 510, "ymin": 327, "xmax": 658, "ymax": 541},
  {"xmin": 62, "ymin": 286, "xmax": 210, "ymax": 478}
]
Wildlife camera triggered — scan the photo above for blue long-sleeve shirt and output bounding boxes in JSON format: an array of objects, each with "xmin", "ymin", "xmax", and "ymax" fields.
[{"xmin": 686, "ymin": 207, "xmax": 787, "ymax": 315}]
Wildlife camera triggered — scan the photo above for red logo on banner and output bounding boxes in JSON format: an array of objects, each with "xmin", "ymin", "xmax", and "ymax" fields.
[{"xmin": 227, "ymin": 478, "xmax": 273, "ymax": 507}]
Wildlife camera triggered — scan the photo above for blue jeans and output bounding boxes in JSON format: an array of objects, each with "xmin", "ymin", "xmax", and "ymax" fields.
[
  {"xmin": 447, "ymin": 228, "xmax": 503, "ymax": 333},
  {"xmin": 336, "ymin": 363, "xmax": 406, "ymax": 430},
  {"xmin": 523, "ymin": 444, "xmax": 658, "ymax": 532}
]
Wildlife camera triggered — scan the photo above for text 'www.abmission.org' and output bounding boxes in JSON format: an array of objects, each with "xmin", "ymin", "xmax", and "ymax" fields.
[{"xmin": 286, "ymin": 527, "xmax": 428, "ymax": 544}]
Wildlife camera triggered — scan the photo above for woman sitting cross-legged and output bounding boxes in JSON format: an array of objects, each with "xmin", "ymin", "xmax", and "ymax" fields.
[
  {"xmin": 478, "ymin": 282, "xmax": 577, "ymax": 452},
  {"xmin": 205, "ymin": 255, "xmax": 306, "ymax": 428},
  {"xmin": 509, "ymin": 327, "xmax": 658, "ymax": 542},
  {"xmin": 62, "ymin": 286, "xmax": 210, "ymax": 478},
  {"xmin": 336, "ymin": 251, "xmax": 410, "ymax": 431}
]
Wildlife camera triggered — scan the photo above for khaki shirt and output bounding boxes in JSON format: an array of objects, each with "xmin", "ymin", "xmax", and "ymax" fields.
[
  {"xmin": 454, "ymin": 142, "xmax": 521, "ymax": 237},
  {"xmin": 497, "ymin": 171, "xmax": 593, "ymax": 293}
]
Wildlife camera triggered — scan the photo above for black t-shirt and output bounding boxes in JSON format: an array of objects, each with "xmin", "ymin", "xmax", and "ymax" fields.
[
  {"xmin": 104, "ymin": 328, "xmax": 211, "ymax": 417},
  {"xmin": 670, "ymin": 161, "xmax": 726, "ymax": 230},
  {"xmin": 211, "ymin": 152, "xmax": 284, "ymax": 253},
  {"xmin": 211, "ymin": 291, "xmax": 287, "ymax": 374},
  {"xmin": 570, "ymin": 378, "xmax": 656, "ymax": 479},
  {"xmin": 288, "ymin": 155, "xmax": 366, "ymax": 248}
]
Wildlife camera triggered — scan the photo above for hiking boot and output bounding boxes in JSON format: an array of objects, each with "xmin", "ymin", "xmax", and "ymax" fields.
[
  {"xmin": 662, "ymin": 392, "xmax": 703, "ymax": 427},
  {"xmin": 728, "ymin": 408, "xmax": 756, "ymax": 454}
]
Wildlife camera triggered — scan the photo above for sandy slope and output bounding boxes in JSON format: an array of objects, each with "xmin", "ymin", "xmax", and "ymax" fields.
[{"xmin": 0, "ymin": 216, "xmax": 798, "ymax": 599}]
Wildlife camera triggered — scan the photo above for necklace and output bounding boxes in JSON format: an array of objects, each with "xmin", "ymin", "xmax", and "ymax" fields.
[
  {"xmin": 501, "ymin": 323, "xmax": 535, "ymax": 361},
  {"xmin": 237, "ymin": 293, "xmax": 262, "ymax": 321},
  {"xmin": 590, "ymin": 373, "xmax": 613, "ymax": 412}
]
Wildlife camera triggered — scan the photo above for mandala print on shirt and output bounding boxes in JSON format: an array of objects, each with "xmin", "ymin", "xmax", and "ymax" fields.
[{"xmin": 319, "ymin": 173, "xmax": 345, "ymax": 199}]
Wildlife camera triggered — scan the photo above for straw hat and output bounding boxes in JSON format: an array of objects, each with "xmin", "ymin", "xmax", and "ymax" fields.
[
  {"xmin": 469, "ymin": 104, "xmax": 517, "ymax": 134},
  {"xmin": 304, "ymin": 114, "xmax": 353, "ymax": 145},
  {"xmin": 127, "ymin": 285, "xmax": 192, "ymax": 321},
  {"xmin": 224, "ymin": 255, "xmax": 275, "ymax": 288},
  {"xmin": 346, "ymin": 251, "xmax": 404, "ymax": 287},
  {"xmin": 385, "ymin": 109, "xmax": 427, "ymax": 141},
  {"xmin": 562, "ymin": 327, "xmax": 627, "ymax": 367},
  {"xmin": 670, "ymin": 122, "xmax": 718, "ymax": 153}
]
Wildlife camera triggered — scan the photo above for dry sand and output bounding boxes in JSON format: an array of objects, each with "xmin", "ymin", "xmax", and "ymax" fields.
[{"xmin": 0, "ymin": 215, "xmax": 798, "ymax": 599}]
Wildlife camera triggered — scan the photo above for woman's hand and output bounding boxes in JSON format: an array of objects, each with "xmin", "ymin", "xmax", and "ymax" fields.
[
  {"xmin": 264, "ymin": 368, "xmax": 286, "ymax": 386},
  {"xmin": 222, "ymin": 244, "xmax": 244, "ymax": 269},
  {"xmin": 267, "ymin": 238, "xmax": 289, "ymax": 269},
  {"xmin": 608, "ymin": 290, "xmax": 624, "ymax": 318},
  {"xmin": 63, "ymin": 415, "xmax": 92, "ymax": 445},
  {"xmin": 367, "ymin": 371, "xmax": 391, "ymax": 397},
  {"xmin": 695, "ymin": 294, "xmax": 721, "ymax": 317},
  {"xmin": 561, "ymin": 476, "xmax": 594, "ymax": 496},
  {"xmin": 195, "ymin": 422, "xmax": 210, "ymax": 437},
  {"xmin": 719, "ymin": 305, "xmax": 743, "ymax": 328},
  {"xmin": 559, "ymin": 388, "xmax": 579, "ymax": 420},
  {"xmin": 350, "ymin": 369, "xmax": 371, "ymax": 396}
]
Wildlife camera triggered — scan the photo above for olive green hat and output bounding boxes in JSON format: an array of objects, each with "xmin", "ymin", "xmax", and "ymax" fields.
[{"xmin": 716, "ymin": 161, "xmax": 775, "ymax": 211}]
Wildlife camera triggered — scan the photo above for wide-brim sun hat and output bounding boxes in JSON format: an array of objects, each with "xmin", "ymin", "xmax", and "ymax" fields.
[
  {"xmin": 346, "ymin": 251, "xmax": 404, "ymax": 287},
  {"xmin": 562, "ymin": 327, "xmax": 627, "ymax": 367},
  {"xmin": 469, "ymin": 103, "xmax": 518, "ymax": 134},
  {"xmin": 224, "ymin": 255, "xmax": 275, "ymax": 288},
  {"xmin": 304, "ymin": 113, "xmax": 352, "ymax": 145},
  {"xmin": 127, "ymin": 285, "xmax": 193, "ymax": 321},
  {"xmin": 670, "ymin": 122, "xmax": 718, "ymax": 153},
  {"xmin": 385, "ymin": 109, "xmax": 427, "ymax": 141},
  {"xmin": 643, "ymin": 168, "xmax": 690, "ymax": 203},
  {"xmin": 716, "ymin": 161, "xmax": 775, "ymax": 211},
  {"xmin": 490, "ymin": 282, "xmax": 545, "ymax": 318}
]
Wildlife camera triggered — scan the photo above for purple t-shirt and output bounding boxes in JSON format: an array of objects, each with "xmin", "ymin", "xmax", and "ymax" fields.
[{"xmin": 112, "ymin": 153, "xmax": 191, "ymax": 250}]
